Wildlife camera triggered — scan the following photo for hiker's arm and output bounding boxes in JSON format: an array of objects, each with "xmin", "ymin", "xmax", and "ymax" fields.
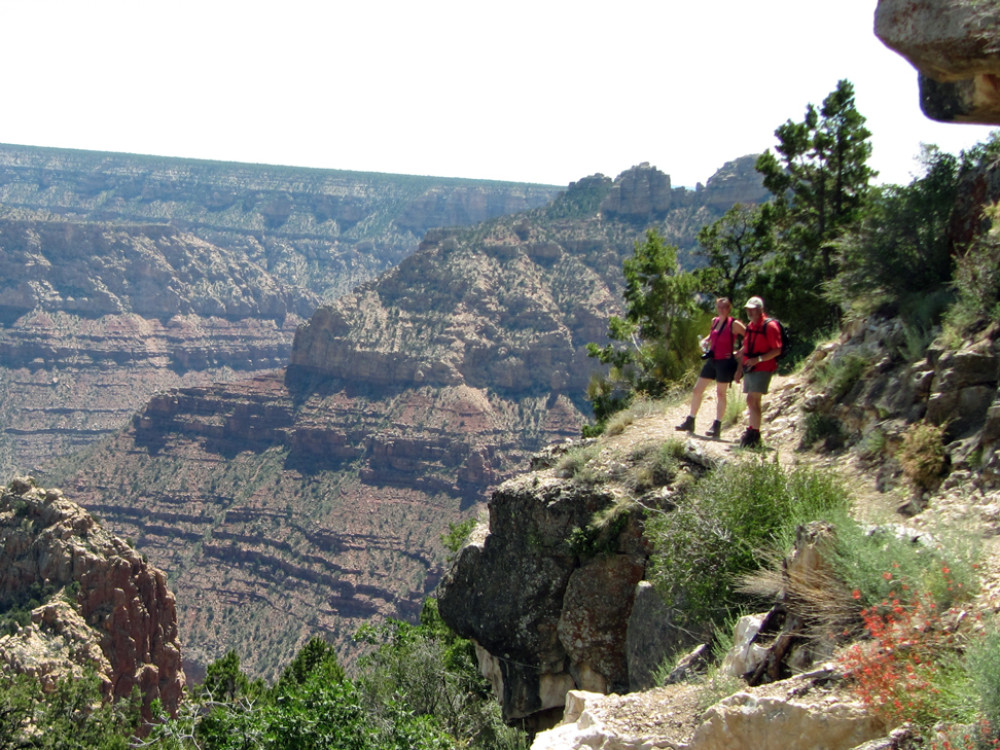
[{"xmin": 746, "ymin": 347, "xmax": 781, "ymax": 369}]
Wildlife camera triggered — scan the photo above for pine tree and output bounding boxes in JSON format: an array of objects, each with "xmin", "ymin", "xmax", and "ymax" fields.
[{"xmin": 753, "ymin": 79, "xmax": 876, "ymax": 335}]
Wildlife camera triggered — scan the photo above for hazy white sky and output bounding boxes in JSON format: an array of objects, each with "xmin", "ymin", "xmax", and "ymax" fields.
[{"xmin": 1, "ymin": 1, "xmax": 995, "ymax": 188}]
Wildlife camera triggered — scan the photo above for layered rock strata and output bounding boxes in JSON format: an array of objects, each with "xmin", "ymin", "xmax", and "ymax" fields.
[{"xmin": 0, "ymin": 145, "xmax": 561, "ymax": 477}]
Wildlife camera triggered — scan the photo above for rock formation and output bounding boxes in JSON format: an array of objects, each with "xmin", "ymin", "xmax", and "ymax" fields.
[
  {"xmin": 437, "ymin": 464, "xmax": 654, "ymax": 727},
  {"xmin": 0, "ymin": 476, "xmax": 185, "ymax": 715},
  {"xmin": 52, "ymin": 161, "xmax": 767, "ymax": 681},
  {"xmin": 876, "ymin": 0, "xmax": 1000, "ymax": 123}
]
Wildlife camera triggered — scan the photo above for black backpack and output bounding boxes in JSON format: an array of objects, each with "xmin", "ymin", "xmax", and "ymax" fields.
[
  {"xmin": 766, "ymin": 317, "xmax": 789, "ymax": 359},
  {"xmin": 748, "ymin": 317, "xmax": 789, "ymax": 359}
]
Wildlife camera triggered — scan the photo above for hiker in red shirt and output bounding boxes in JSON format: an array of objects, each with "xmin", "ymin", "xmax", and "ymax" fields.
[
  {"xmin": 735, "ymin": 296, "xmax": 781, "ymax": 448},
  {"xmin": 675, "ymin": 297, "xmax": 746, "ymax": 438}
]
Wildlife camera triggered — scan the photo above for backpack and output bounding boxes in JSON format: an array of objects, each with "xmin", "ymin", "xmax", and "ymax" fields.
[
  {"xmin": 748, "ymin": 317, "xmax": 789, "ymax": 360},
  {"xmin": 766, "ymin": 317, "xmax": 789, "ymax": 359}
]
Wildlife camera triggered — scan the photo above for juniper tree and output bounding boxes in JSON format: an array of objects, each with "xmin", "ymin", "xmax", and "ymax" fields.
[{"xmin": 586, "ymin": 229, "xmax": 700, "ymax": 425}]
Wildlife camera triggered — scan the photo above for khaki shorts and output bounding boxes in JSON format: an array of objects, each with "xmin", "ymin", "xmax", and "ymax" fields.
[{"xmin": 743, "ymin": 370, "xmax": 773, "ymax": 395}]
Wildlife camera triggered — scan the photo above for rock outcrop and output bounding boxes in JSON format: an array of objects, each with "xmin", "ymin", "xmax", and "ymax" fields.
[
  {"xmin": 876, "ymin": 0, "xmax": 1000, "ymax": 123},
  {"xmin": 0, "ymin": 476, "xmax": 185, "ymax": 715},
  {"xmin": 698, "ymin": 154, "xmax": 770, "ymax": 209},
  {"xmin": 438, "ymin": 470, "xmax": 651, "ymax": 726},
  {"xmin": 435, "ymin": 431, "xmax": 721, "ymax": 727}
]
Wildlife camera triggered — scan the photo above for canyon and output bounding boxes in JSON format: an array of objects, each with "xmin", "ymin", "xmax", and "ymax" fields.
[
  {"xmin": 0, "ymin": 144, "xmax": 560, "ymax": 476},
  {"xmin": 31, "ymin": 154, "xmax": 766, "ymax": 680}
]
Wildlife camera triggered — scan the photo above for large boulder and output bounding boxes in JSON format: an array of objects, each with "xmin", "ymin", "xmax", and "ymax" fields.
[
  {"xmin": 876, "ymin": 0, "xmax": 1000, "ymax": 123},
  {"xmin": 437, "ymin": 469, "xmax": 651, "ymax": 726},
  {"xmin": 687, "ymin": 672, "xmax": 884, "ymax": 750}
]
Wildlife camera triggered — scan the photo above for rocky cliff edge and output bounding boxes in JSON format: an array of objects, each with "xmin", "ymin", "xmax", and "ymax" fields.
[{"xmin": 0, "ymin": 476, "xmax": 185, "ymax": 715}]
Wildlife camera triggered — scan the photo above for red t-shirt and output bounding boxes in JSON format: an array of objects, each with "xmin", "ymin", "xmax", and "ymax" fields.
[{"xmin": 743, "ymin": 317, "xmax": 781, "ymax": 372}]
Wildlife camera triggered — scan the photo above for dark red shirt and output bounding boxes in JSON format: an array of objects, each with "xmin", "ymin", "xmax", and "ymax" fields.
[{"xmin": 743, "ymin": 317, "xmax": 781, "ymax": 372}]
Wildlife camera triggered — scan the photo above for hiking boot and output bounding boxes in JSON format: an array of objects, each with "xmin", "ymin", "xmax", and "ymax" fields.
[
  {"xmin": 739, "ymin": 428, "xmax": 761, "ymax": 448},
  {"xmin": 675, "ymin": 415, "xmax": 695, "ymax": 433},
  {"xmin": 706, "ymin": 420, "xmax": 722, "ymax": 439}
]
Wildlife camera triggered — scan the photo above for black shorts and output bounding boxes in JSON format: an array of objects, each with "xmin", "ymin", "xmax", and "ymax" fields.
[{"xmin": 699, "ymin": 357, "xmax": 738, "ymax": 384}]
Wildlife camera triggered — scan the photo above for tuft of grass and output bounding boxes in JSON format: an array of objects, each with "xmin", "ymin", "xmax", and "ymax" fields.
[
  {"xmin": 723, "ymin": 391, "xmax": 746, "ymax": 427},
  {"xmin": 601, "ymin": 398, "xmax": 669, "ymax": 437},
  {"xmin": 811, "ymin": 351, "xmax": 871, "ymax": 402},
  {"xmin": 898, "ymin": 421, "xmax": 949, "ymax": 491},
  {"xmin": 629, "ymin": 439, "xmax": 685, "ymax": 493},
  {"xmin": 646, "ymin": 457, "xmax": 849, "ymax": 637},
  {"xmin": 555, "ymin": 443, "xmax": 604, "ymax": 485}
]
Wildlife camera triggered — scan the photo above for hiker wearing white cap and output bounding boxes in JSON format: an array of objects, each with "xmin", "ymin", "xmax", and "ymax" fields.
[{"xmin": 734, "ymin": 296, "xmax": 782, "ymax": 448}]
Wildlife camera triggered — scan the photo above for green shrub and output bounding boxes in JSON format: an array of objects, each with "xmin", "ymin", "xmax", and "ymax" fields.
[
  {"xmin": 822, "ymin": 508, "xmax": 979, "ymax": 618},
  {"xmin": 646, "ymin": 457, "xmax": 848, "ymax": 636},
  {"xmin": 441, "ymin": 518, "xmax": 478, "ymax": 559}
]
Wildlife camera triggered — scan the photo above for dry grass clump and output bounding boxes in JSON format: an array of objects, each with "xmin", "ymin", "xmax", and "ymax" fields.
[{"xmin": 898, "ymin": 421, "xmax": 948, "ymax": 491}]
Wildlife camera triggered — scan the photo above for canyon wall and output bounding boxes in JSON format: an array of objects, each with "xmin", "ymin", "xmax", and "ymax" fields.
[{"xmin": 0, "ymin": 144, "xmax": 561, "ymax": 477}]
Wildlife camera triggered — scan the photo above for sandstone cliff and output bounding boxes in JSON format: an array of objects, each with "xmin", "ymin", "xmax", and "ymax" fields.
[
  {"xmin": 0, "ymin": 476, "xmax": 185, "ymax": 715},
  {"xmin": 51, "ymin": 162, "xmax": 767, "ymax": 681}
]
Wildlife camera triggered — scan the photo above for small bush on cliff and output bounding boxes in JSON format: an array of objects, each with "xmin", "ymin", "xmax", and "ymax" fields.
[
  {"xmin": 946, "ymin": 202, "xmax": 1000, "ymax": 339},
  {"xmin": 647, "ymin": 457, "xmax": 847, "ymax": 636},
  {"xmin": 441, "ymin": 518, "xmax": 478, "ymax": 560}
]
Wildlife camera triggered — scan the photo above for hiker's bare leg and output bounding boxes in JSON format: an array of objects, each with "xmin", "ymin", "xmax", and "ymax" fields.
[
  {"xmin": 747, "ymin": 392, "xmax": 763, "ymax": 430},
  {"xmin": 715, "ymin": 381, "xmax": 728, "ymax": 422},
  {"xmin": 689, "ymin": 377, "xmax": 712, "ymax": 416}
]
